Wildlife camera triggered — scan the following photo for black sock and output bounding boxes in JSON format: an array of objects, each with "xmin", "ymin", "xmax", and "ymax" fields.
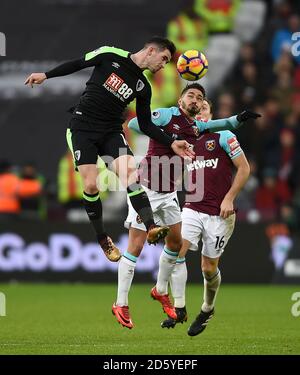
[
  {"xmin": 127, "ymin": 183, "xmax": 155, "ymax": 231},
  {"xmin": 82, "ymin": 192, "xmax": 106, "ymax": 240}
]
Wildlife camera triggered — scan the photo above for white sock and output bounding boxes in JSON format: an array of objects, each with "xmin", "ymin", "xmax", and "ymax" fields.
[
  {"xmin": 201, "ymin": 269, "xmax": 221, "ymax": 312},
  {"xmin": 170, "ymin": 258, "xmax": 187, "ymax": 308},
  {"xmin": 116, "ymin": 252, "xmax": 137, "ymax": 306},
  {"xmin": 156, "ymin": 247, "xmax": 178, "ymax": 295}
]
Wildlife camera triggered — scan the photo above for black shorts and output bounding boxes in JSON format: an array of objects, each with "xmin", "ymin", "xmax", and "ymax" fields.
[{"xmin": 66, "ymin": 118, "xmax": 133, "ymax": 167}]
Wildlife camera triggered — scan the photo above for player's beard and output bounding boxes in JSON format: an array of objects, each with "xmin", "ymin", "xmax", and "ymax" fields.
[{"xmin": 182, "ymin": 101, "xmax": 200, "ymax": 117}]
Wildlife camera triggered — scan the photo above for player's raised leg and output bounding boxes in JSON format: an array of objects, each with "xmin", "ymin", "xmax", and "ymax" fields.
[
  {"xmin": 161, "ymin": 239, "xmax": 190, "ymax": 328},
  {"xmin": 151, "ymin": 222, "xmax": 182, "ymax": 319},
  {"xmin": 112, "ymin": 227, "xmax": 147, "ymax": 329},
  {"xmin": 112, "ymin": 154, "xmax": 170, "ymax": 244},
  {"xmin": 78, "ymin": 164, "xmax": 121, "ymax": 262}
]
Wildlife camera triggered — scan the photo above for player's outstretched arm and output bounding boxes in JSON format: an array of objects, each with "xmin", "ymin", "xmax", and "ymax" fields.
[
  {"xmin": 25, "ymin": 59, "xmax": 86, "ymax": 87},
  {"xmin": 128, "ymin": 108, "xmax": 173, "ymax": 135},
  {"xmin": 24, "ymin": 53, "xmax": 103, "ymax": 87},
  {"xmin": 236, "ymin": 110, "xmax": 261, "ymax": 124},
  {"xmin": 196, "ymin": 110, "xmax": 261, "ymax": 132}
]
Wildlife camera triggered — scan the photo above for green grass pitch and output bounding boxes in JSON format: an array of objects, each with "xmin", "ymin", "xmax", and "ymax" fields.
[{"xmin": 0, "ymin": 283, "xmax": 299, "ymax": 355}]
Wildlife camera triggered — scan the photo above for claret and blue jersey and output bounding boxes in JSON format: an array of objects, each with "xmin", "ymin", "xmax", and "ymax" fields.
[
  {"xmin": 128, "ymin": 106, "xmax": 240, "ymax": 141},
  {"xmin": 184, "ymin": 130, "xmax": 243, "ymax": 215},
  {"xmin": 128, "ymin": 106, "xmax": 244, "ymax": 214}
]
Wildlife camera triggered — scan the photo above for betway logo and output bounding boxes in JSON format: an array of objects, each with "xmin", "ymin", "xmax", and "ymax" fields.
[{"xmin": 186, "ymin": 158, "xmax": 219, "ymax": 172}]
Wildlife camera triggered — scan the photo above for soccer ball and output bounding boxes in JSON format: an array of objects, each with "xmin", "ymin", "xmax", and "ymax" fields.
[{"xmin": 176, "ymin": 50, "xmax": 208, "ymax": 81}]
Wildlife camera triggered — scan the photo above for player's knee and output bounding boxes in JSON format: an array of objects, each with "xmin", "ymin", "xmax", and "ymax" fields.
[
  {"xmin": 202, "ymin": 263, "xmax": 218, "ymax": 277},
  {"xmin": 126, "ymin": 165, "xmax": 137, "ymax": 180},
  {"xmin": 118, "ymin": 166, "xmax": 137, "ymax": 187},
  {"xmin": 83, "ymin": 180, "xmax": 98, "ymax": 194}
]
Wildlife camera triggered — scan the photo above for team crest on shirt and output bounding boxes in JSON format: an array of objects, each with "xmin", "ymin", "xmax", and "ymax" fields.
[
  {"xmin": 136, "ymin": 79, "xmax": 145, "ymax": 92},
  {"xmin": 205, "ymin": 140, "xmax": 215, "ymax": 151},
  {"xmin": 74, "ymin": 150, "xmax": 81, "ymax": 161},
  {"xmin": 136, "ymin": 215, "xmax": 143, "ymax": 224},
  {"xmin": 192, "ymin": 126, "xmax": 200, "ymax": 137}
]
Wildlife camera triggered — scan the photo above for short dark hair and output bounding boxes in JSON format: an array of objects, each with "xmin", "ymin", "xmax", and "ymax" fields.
[
  {"xmin": 203, "ymin": 98, "xmax": 213, "ymax": 115},
  {"xmin": 144, "ymin": 36, "xmax": 176, "ymax": 57},
  {"xmin": 180, "ymin": 83, "xmax": 206, "ymax": 98}
]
